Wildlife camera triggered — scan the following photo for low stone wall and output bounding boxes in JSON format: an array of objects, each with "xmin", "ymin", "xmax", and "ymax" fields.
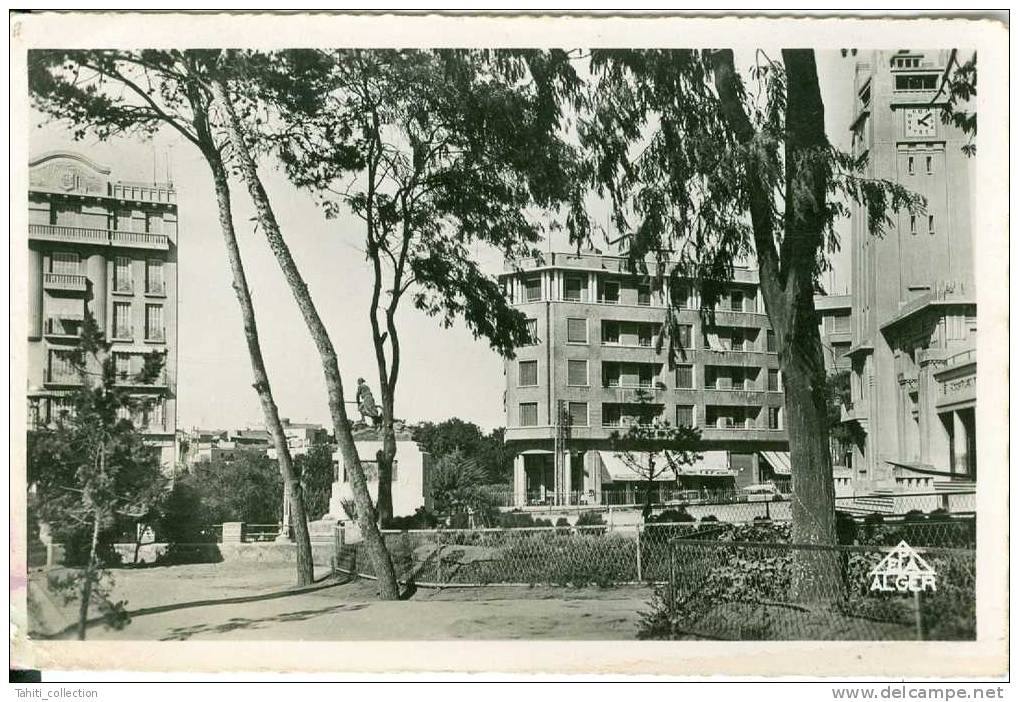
[{"xmin": 105, "ymin": 541, "xmax": 333, "ymax": 567}]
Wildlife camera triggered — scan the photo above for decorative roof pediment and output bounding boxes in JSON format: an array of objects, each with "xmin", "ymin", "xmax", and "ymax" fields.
[{"xmin": 29, "ymin": 151, "xmax": 111, "ymax": 197}]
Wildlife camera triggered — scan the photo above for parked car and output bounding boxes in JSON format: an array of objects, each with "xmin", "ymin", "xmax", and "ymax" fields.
[{"xmin": 740, "ymin": 484, "xmax": 785, "ymax": 502}]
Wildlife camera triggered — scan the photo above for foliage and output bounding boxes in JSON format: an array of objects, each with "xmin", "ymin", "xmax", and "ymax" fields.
[
  {"xmin": 413, "ymin": 419, "xmax": 515, "ymax": 483},
  {"xmin": 935, "ymin": 50, "xmax": 977, "ymax": 156},
  {"xmin": 576, "ymin": 511, "xmax": 607, "ymax": 527},
  {"xmin": 383, "ymin": 507, "xmax": 440, "ymax": 531},
  {"xmin": 26, "ymin": 313, "xmax": 167, "ymax": 638},
  {"xmin": 647, "ymin": 507, "xmax": 696, "ymax": 524},
  {"xmin": 295, "ymin": 442, "xmax": 336, "ymax": 521},
  {"xmin": 427, "ymin": 449, "xmax": 497, "ymax": 522},
  {"xmin": 608, "ymin": 403, "xmax": 702, "ymax": 519},
  {"xmin": 174, "ymin": 452, "xmax": 283, "ymax": 526},
  {"xmin": 339, "ymin": 498, "xmax": 359, "ymax": 523}
]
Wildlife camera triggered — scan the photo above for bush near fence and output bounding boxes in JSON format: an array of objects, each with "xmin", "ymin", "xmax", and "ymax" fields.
[{"xmin": 639, "ymin": 539, "xmax": 974, "ymax": 641}]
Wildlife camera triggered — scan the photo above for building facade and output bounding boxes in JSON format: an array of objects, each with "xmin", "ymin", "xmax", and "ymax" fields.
[
  {"xmin": 27, "ymin": 151, "xmax": 179, "ymax": 468},
  {"xmin": 500, "ymin": 253, "xmax": 790, "ymax": 507},
  {"xmin": 329, "ymin": 427, "xmax": 432, "ymax": 519},
  {"xmin": 843, "ymin": 51, "xmax": 976, "ymax": 494}
]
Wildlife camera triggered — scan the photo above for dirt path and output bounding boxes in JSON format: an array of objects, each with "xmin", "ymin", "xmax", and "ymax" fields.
[{"xmin": 31, "ymin": 564, "xmax": 652, "ymax": 641}]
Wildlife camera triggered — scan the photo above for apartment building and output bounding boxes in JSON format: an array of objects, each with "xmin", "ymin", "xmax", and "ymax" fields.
[
  {"xmin": 27, "ymin": 151, "xmax": 178, "ymax": 469},
  {"xmin": 844, "ymin": 51, "xmax": 976, "ymax": 494},
  {"xmin": 500, "ymin": 252, "xmax": 789, "ymax": 506}
]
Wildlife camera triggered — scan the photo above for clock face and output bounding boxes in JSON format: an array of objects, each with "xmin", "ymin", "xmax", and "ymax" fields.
[{"xmin": 904, "ymin": 108, "xmax": 937, "ymax": 138}]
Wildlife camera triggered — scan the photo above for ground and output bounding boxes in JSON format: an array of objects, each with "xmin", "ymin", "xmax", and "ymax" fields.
[{"xmin": 28, "ymin": 562, "xmax": 651, "ymax": 641}]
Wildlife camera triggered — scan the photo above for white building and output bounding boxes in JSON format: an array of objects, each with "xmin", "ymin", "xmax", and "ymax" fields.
[{"xmin": 329, "ymin": 436, "xmax": 431, "ymax": 519}]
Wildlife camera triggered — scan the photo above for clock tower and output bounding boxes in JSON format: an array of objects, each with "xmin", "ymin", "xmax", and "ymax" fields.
[{"xmin": 842, "ymin": 50, "xmax": 976, "ymax": 494}]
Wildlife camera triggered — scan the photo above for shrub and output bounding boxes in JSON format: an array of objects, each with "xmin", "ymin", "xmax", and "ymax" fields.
[
  {"xmin": 555, "ymin": 517, "xmax": 570, "ymax": 527},
  {"xmin": 700, "ymin": 514, "xmax": 719, "ymax": 522},
  {"xmin": 647, "ymin": 507, "xmax": 694, "ymax": 524},
  {"xmin": 383, "ymin": 507, "xmax": 439, "ymax": 531},
  {"xmin": 576, "ymin": 511, "xmax": 606, "ymax": 527}
]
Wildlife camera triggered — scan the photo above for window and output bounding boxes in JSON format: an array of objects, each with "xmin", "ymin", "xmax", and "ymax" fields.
[
  {"xmin": 675, "ymin": 364, "xmax": 694, "ymax": 389},
  {"xmin": 114, "ymin": 257, "xmax": 132, "ymax": 292},
  {"xmin": 768, "ymin": 406, "xmax": 781, "ymax": 430},
  {"xmin": 744, "ymin": 292, "xmax": 757, "ymax": 313},
  {"xmin": 116, "ymin": 209, "xmax": 136, "ymax": 232},
  {"xmin": 910, "ymin": 215, "xmax": 917, "ymax": 235},
  {"xmin": 603, "ymin": 363, "xmax": 621, "ymax": 387},
  {"xmin": 637, "ymin": 324, "xmax": 654, "ymax": 347},
  {"xmin": 48, "ymin": 349, "xmax": 75, "ymax": 381},
  {"xmin": 518, "ymin": 360, "xmax": 538, "ymax": 387},
  {"xmin": 601, "ymin": 321, "xmax": 619, "ymax": 345},
  {"xmin": 563, "ymin": 276, "xmax": 585, "ymax": 302},
  {"xmin": 925, "ymin": 155, "xmax": 933, "ymax": 174},
  {"xmin": 145, "ymin": 400, "xmax": 164, "ymax": 429},
  {"xmin": 145, "ymin": 212, "xmax": 163, "ymax": 234},
  {"xmin": 568, "ymin": 402, "xmax": 588, "ymax": 427},
  {"xmin": 602, "ymin": 404, "xmax": 621, "ymax": 427},
  {"xmin": 113, "ymin": 302, "xmax": 132, "ymax": 339},
  {"xmin": 907, "ymin": 156, "xmax": 915, "ymax": 175},
  {"xmin": 600, "ymin": 280, "xmax": 619, "ymax": 304},
  {"xmin": 766, "ymin": 329, "xmax": 776, "ymax": 353},
  {"xmin": 114, "ymin": 353, "xmax": 131, "ymax": 380},
  {"xmin": 893, "ymin": 56, "xmax": 921, "ymax": 69},
  {"xmin": 523, "ymin": 318, "xmax": 538, "ymax": 345},
  {"xmin": 928, "ymin": 214, "xmax": 935, "ymax": 235},
  {"xmin": 730, "ymin": 328, "xmax": 744, "ymax": 351},
  {"xmin": 146, "ymin": 259, "xmax": 165, "ymax": 295},
  {"xmin": 50, "ymin": 203, "xmax": 80, "ymax": 227},
  {"xmin": 637, "ymin": 365, "xmax": 655, "ymax": 388},
  {"xmin": 637, "ymin": 285, "xmax": 651, "ymax": 306},
  {"xmin": 519, "ymin": 402, "xmax": 538, "ymax": 427},
  {"xmin": 677, "ymin": 324, "xmax": 692, "ymax": 348},
  {"xmin": 675, "ymin": 405, "xmax": 694, "ymax": 427},
  {"xmin": 145, "ymin": 304, "xmax": 164, "ymax": 341},
  {"xmin": 672, "ymin": 284, "xmax": 689, "ymax": 309},
  {"xmin": 768, "ymin": 368, "xmax": 780, "ymax": 392},
  {"xmin": 895, "ymin": 74, "xmax": 937, "ymax": 91},
  {"xmin": 730, "ymin": 290, "xmax": 744, "ymax": 312},
  {"xmin": 566, "ymin": 318, "xmax": 588, "ymax": 344},
  {"xmin": 524, "ymin": 277, "xmax": 541, "ymax": 302},
  {"xmin": 50, "ymin": 252, "xmax": 79, "ymax": 275},
  {"xmin": 567, "ymin": 359, "xmax": 588, "ymax": 386}
]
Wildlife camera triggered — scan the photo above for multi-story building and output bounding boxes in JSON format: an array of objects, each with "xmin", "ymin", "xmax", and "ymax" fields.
[
  {"xmin": 500, "ymin": 252, "xmax": 790, "ymax": 506},
  {"xmin": 816, "ymin": 294, "xmax": 853, "ymax": 375},
  {"xmin": 27, "ymin": 150, "xmax": 178, "ymax": 468},
  {"xmin": 843, "ymin": 50, "xmax": 976, "ymax": 494}
]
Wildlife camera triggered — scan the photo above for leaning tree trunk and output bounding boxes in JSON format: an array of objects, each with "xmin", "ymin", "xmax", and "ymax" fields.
[
  {"xmin": 205, "ymin": 150, "xmax": 315, "ymax": 587},
  {"xmin": 711, "ymin": 48, "xmax": 840, "ymax": 600},
  {"xmin": 211, "ymin": 78, "xmax": 400, "ymax": 600}
]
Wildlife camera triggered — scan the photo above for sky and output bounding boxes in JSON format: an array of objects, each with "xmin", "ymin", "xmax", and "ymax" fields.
[{"xmin": 29, "ymin": 49, "xmax": 856, "ymax": 433}]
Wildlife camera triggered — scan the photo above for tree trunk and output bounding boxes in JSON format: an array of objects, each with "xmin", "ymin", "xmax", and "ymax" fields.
[
  {"xmin": 78, "ymin": 506, "xmax": 101, "ymax": 640},
  {"xmin": 711, "ymin": 48, "xmax": 840, "ymax": 600},
  {"xmin": 210, "ymin": 77, "xmax": 400, "ymax": 600},
  {"xmin": 375, "ymin": 402, "xmax": 396, "ymax": 524},
  {"xmin": 206, "ymin": 151, "xmax": 314, "ymax": 587}
]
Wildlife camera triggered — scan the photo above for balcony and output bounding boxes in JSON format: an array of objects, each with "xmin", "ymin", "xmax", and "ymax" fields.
[
  {"xmin": 43, "ymin": 315, "xmax": 84, "ymax": 339},
  {"xmin": 840, "ymin": 401, "xmax": 868, "ymax": 423},
  {"xmin": 703, "ymin": 388, "xmax": 771, "ymax": 405},
  {"xmin": 144, "ymin": 329, "xmax": 166, "ymax": 343},
  {"xmin": 111, "ymin": 281, "xmax": 134, "ymax": 295},
  {"xmin": 29, "ymin": 224, "xmax": 169, "ymax": 251},
  {"xmin": 698, "ymin": 426, "xmax": 787, "ymax": 443},
  {"xmin": 145, "ymin": 282, "xmax": 167, "ymax": 297},
  {"xmin": 114, "ymin": 370, "xmax": 168, "ymax": 390},
  {"xmin": 43, "ymin": 272, "xmax": 88, "ymax": 293},
  {"xmin": 600, "ymin": 386, "xmax": 664, "ymax": 404}
]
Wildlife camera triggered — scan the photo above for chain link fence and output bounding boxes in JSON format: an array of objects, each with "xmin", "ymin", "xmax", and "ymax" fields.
[
  {"xmin": 331, "ymin": 510, "xmax": 974, "ymax": 588},
  {"xmin": 652, "ymin": 539, "xmax": 975, "ymax": 641}
]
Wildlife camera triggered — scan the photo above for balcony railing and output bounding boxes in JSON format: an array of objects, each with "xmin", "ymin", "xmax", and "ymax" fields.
[
  {"xmin": 145, "ymin": 329, "xmax": 166, "ymax": 343},
  {"xmin": 42, "ymin": 272, "xmax": 88, "ymax": 292},
  {"xmin": 111, "ymin": 280, "xmax": 134, "ymax": 295},
  {"xmin": 145, "ymin": 282, "xmax": 167, "ymax": 296},
  {"xmin": 29, "ymin": 224, "xmax": 169, "ymax": 251},
  {"xmin": 114, "ymin": 371, "xmax": 168, "ymax": 388}
]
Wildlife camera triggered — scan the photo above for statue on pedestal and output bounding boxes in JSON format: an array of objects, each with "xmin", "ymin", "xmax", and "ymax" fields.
[{"xmin": 356, "ymin": 377, "xmax": 382, "ymax": 428}]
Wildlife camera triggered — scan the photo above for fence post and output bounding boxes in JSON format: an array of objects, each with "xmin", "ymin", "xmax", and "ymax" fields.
[
  {"xmin": 667, "ymin": 539, "xmax": 675, "ymax": 616},
  {"xmin": 636, "ymin": 523, "xmax": 643, "ymax": 582},
  {"xmin": 765, "ymin": 499, "xmax": 771, "ymax": 520},
  {"xmin": 913, "ymin": 590, "xmax": 927, "ymax": 640},
  {"xmin": 436, "ymin": 530, "xmax": 443, "ymax": 585}
]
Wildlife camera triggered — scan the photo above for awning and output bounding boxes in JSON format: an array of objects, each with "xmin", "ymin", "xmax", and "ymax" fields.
[
  {"xmin": 760, "ymin": 451, "xmax": 792, "ymax": 476},
  {"xmin": 597, "ymin": 450, "xmax": 733, "ymax": 483}
]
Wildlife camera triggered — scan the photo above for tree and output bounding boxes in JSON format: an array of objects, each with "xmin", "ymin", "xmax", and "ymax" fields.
[
  {"xmin": 27, "ymin": 314, "xmax": 167, "ymax": 639},
  {"xmin": 295, "ymin": 443, "xmax": 336, "ymax": 521},
  {"xmin": 180, "ymin": 451, "xmax": 284, "ymax": 525},
  {"xmin": 427, "ymin": 449, "xmax": 495, "ymax": 525},
  {"xmin": 249, "ymin": 49, "xmax": 590, "ymax": 523},
  {"xmin": 29, "ymin": 49, "xmax": 321, "ymax": 587},
  {"xmin": 607, "ymin": 392, "xmax": 702, "ymax": 520},
  {"xmin": 582, "ymin": 50, "xmax": 922, "ymax": 598},
  {"xmin": 413, "ymin": 419, "xmax": 514, "ymax": 483}
]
